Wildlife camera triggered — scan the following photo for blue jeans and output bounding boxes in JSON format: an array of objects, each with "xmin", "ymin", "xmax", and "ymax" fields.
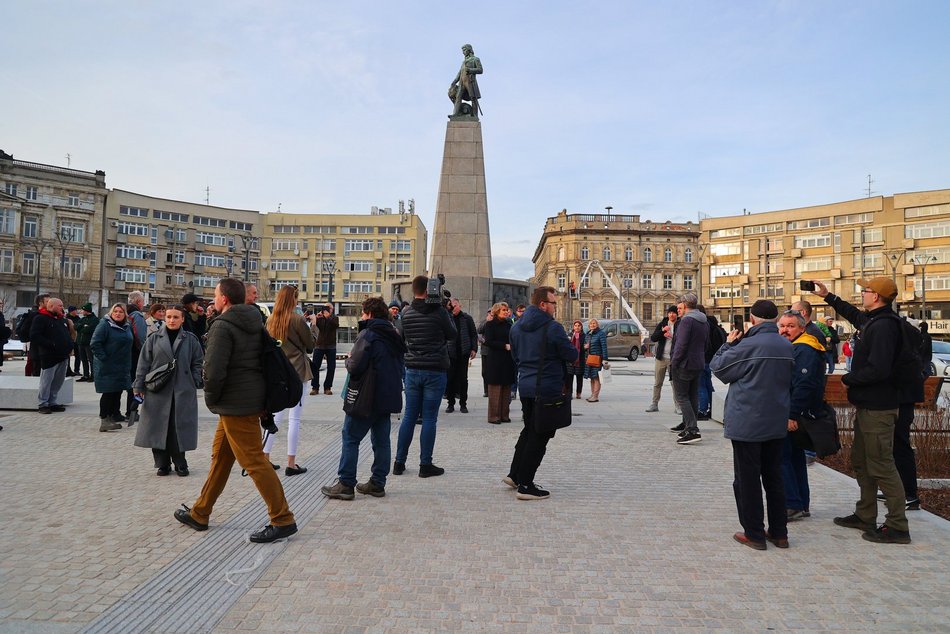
[
  {"xmin": 782, "ymin": 434, "xmax": 810, "ymax": 511},
  {"xmin": 697, "ymin": 364, "xmax": 714, "ymax": 414},
  {"xmin": 826, "ymin": 351, "xmax": 836, "ymax": 374},
  {"xmin": 338, "ymin": 412, "xmax": 392, "ymax": 487},
  {"xmin": 396, "ymin": 369, "xmax": 447, "ymax": 466}
]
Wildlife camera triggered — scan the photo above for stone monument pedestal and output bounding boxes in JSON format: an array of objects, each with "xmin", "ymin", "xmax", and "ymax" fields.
[{"xmin": 428, "ymin": 119, "xmax": 493, "ymax": 320}]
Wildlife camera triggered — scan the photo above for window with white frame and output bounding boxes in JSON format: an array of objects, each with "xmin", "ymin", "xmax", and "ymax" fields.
[
  {"xmin": 711, "ymin": 287, "xmax": 742, "ymax": 298},
  {"xmin": 905, "ymin": 221, "xmax": 950, "ymax": 239},
  {"xmin": 579, "ymin": 302, "xmax": 590, "ymax": 319},
  {"xmin": 0, "ymin": 209, "xmax": 15, "ymax": 234},
  {"xmin": 164, "ymin": 228, "xmax": 187, "ymax": 242},
  {"xmin": 835, "ymin": 212, "xmax": 872, "ymax": 226},
  {"xmin": 120, "ymin": 206, "xmax": 149, "ymax": 217},
  {"xmin": 272, "ymin": 239, "xmax": 299, "ymax": 252},
  {"xmin": 664, "ymin": 247, "xmax": 673, "ymax": 262},
  {"xmin": 766, "ymin": 258, "xmax": 784, "ymax": 274},
  {"xmin": 345, "ymin": 239, "xmax": 374, "ymax": 253},
  {"xmin": 117, "ymin": 221, "xmax": 148, "ymax": 236},
  {"xmin": 154, "ymin": 210, "xmax": 188, "ymax": 222},
  {"xmin": 556, "ymin": 273, "xmax": 566, "ymax": 290},
  {"xmin": 344, "ymin": 260, "xmax": 374, "ymax": 272},
  {"xmin": 342, "ymin": 226, "xmax": 374, "ymax": 234},
  {"xmin": 68, "ymin": 193, "xmax": 80, "ymax": 207},
  {"xmin": 905, "ymin": 204, "xmax": 950, "ymax": 219},
  {"xmin": 230, "ymin": 221, "xmax": 253, "ymax": 232},
  {"xmin": 684, "ymin": 248, "xmax": 693, "ymax": 263},
  {"xmin": 580, "ymin": 275, "xmax": 590, "ymax": 289},
  {"xmin": 641, "ymin": 273, "xmax": 653, "ymax": 289},
  {"xmin": 23, "ymin": 216, "xmax": 38, "ymax": 238},
  {"xmin": 710, "ymin": 242, "xmax": 741, "ymax": 256},
  {"xmin": 581, "ymin": 246, "xmax": 589, "ymax": 260},
  {"xmin": 860, "ymin": 227, "xmax": 883, "ymax": 242},
  {"xmin": 0, "ymin": 249, "xmax": 13, "ymax": 273},
  {"xmin": 683, "ymin": 274, "xmax": 694, "ymax": 290},
  {"xmin": 270, "ymin": 259, "xmax": 299, "ymax": 271},
  {"xmin": 624, "ymin": 246, "xmax": 633, "ymax": 261},
  {"xmin": 195, "ymin": 253, "xmax": 226, "ymax": 268},
  {"xmin": 117, "ymin": 245, "xmax": 149, "ymax": 260},
  {"xmin": 710, "ymin": 227, "xmax": 742, "ymax": 239},
  {"xmin": 343, "ymin": 281, "xmax": 374, "ymax": 296},
  {"xmin": 194, "ymin": 275, "xmax": 218, "ymax": 288},
  {"xmin": 175, "ymin": 273, "xmax": 185, "ymax": 285},
  {"xmin": 663, "ymin": 273, "xmax": 674, "ymax": 289},
  {"xmin": 709, "ymin": 263, "xmax": 747, "ymax": 281},
  {"xmin": 601, "ymin": 275, "xmax": 612, "ymax": 289},
  {"xmin": 272, "ymin": 225, "xmax": 300, "ymax": 234},
  {"xmin": 392, "ymin": 261, "xmax": 412, "ymax": 273},
  {"xmin": 65, "ymin": 256, "xmax": 84, "ymax": 278},
  {"xmin": 602, "ymin": 302, "xmax": 613, "ymax": 319},
  {"xmin": 912, "ymin": 274, "xmax": 950, "ymax": 292},
  {"xmin": 4, "ymin": 183, "xmax": 17, "ymax": 196},
  {"xmin": 622, "ymin": 274, "xmax": 633, "ymax": 289},
  {"xmin": 378, "ymin": 226, "xmax": 405, "ymax": 234},
  {"xmin": 744, "ymin": 222, "xmax": 783, "ymax": 235},
  {"xmin": 602, "ymin": 247, "xmax": 611, "ymax": 261},
  {"xmin": 59, "ymin": 221, "xmax": 86, "ymax": 243},
  {"xmin": 115, "ymin": 268, "xmax": 147, "ymax": 283},
  {"xmin": 304, "ymin": 225, "xmax": 336, "ymax": 234},
  {"xmin": 767, "ymin": 237, "xmax": 784, "ymax": 252},
  {"xmin": 794, "ymin": 232, "xmax": 831, "ymax": 249},
  {"xmin": 193, "ymin": 216, "xmax": 227, "ymax": 227},
  {"xmin": 26, "ymin": 185, "xmax": 38, "ymax": 201},
  {"xmin": 908, "ymin": 247, "xmax": 950, "ymax": 264},
  {"xmin": 643, "ymin": 247, "xmax": 652, "ymax": 262},
  {"xmin": 787, "ymin": 217, "xmax": 829, "ymax": 230},
  {"xmin": 793, "ymin": 257, "xmax": 833, "ymax": 275},
  {"xmin": 196, "ymin": 231, "xmax": 227, "ymax": 246},
  {"xmin": 269, "ymin": 279, "xmax": 300, "ymax": 291},
  {"xmin": 853, "ymin": 252, "xmax": 884, "ymax": 270},
  {"xmin": 22, "ymin": 252, "xmax": 36, "ymax": 276},
  {"xmin": 391, "ymin": 240, "xmax": 411, "ymax": 251}
]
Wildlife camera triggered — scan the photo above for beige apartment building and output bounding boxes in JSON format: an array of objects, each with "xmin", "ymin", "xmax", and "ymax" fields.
[
  {"xmin": 700, "ymin": 189, "xmax": 950, "ymax": 331},
  {"xmin": 533, "ymin": 209, "xmax": 701, "ymax": 329},
  {"xmin": 0, "ymin": 150, "xmax": 108, "ymax": 313},
  {"xmin": 261, "ymin": 206, "xmax": 427, "ymax": 326},
  {"xmin": 103, "ymin": 190, "xmax": 262, "ymax": 306}
]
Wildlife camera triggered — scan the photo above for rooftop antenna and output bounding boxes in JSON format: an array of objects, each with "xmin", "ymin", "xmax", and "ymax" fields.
[
  {"xmin": 277, "ymin": 202, "xmax": 282, "ymax": 212},
  {"xmin": 65, "ymin": 153, "xmax": 71, "ymax": 168},
  {"xmin": 866, "ymin": 174, "xmax": 876, "ymax": 198},
  {"xmin": 205, "ymin": 186, "xmax": 210, "ymax": 205}
]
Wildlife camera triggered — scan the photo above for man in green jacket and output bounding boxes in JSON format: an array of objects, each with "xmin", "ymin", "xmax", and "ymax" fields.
[
  {"xmin": 175, "ymin": 278, "xmax": 297, "ymax": 544},
  {"xmin": 74, "ymin": 303, "xmax": 99, "ymax": 382}
]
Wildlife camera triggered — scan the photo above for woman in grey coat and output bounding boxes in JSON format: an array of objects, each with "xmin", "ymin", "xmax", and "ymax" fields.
[{"xmin": 133, "ymin": 305, "xmax": 204, "ymax": 476}]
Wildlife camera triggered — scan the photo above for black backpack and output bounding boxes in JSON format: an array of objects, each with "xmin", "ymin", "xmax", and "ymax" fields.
[
  {"xmin": 873, "ymin": 312, "xmax": 925, "ymax": 387},
  {"xmin": 16, "ymin": 310, "xmax": 37, "ymax": 342},
  {"xmin": 260, "ymin": 329, "xmax": 304, "ymax": 414}
]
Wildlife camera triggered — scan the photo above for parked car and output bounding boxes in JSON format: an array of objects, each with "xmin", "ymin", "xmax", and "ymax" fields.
[
  {"xmin": 931, "ymin": 340, "xmax": 950, "ymax": 377},
  {"xmin": 596, "ymin": 319, "xmax": 643, "ymax": 361}
]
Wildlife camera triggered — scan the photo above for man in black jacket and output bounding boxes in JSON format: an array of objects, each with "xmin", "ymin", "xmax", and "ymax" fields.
[
  {"xmin": 19, "ymin": 293, "xmax": 50, "ymax": 377},
  {"xmin": 645, "ymin": 306, "xmax": 678, "ymax": 412},
  {"xmin": 30, "ymin": 297, "xmax": 73, "ymax": 414},
  {"xmin": 444, "ymin": 298, "xmax": 478, "ymax": 413},
  {"xmin": 393, "ymin": 275, "xmax": 457, "ymax": 478},
  {"xmin": 811, "ymin": 277, "xmax": 911, "ymax": 544}
]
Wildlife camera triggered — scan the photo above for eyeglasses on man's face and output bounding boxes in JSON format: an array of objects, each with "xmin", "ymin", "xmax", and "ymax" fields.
[{"xmin": 861, "ymin": 289, "xmax": 876, "ymax": 295}]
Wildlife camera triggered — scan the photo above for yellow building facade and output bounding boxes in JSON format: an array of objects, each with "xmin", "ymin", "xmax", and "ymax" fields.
[
  {"xmin": 700, "ymin": 189, "xmax": 950, "ymax": 331},
  {"xmin": 261, "ymin": 208, "xmax": 427, "ymax": 323},
  {"xmin": 533, "ymin": 210, "xmax": 701, "ymax": 329}
]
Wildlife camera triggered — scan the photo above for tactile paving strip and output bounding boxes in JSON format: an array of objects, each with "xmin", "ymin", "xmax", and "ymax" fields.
[{"xmin": 80, "ymin": 432, "xmax": 370, "ymax": 633}]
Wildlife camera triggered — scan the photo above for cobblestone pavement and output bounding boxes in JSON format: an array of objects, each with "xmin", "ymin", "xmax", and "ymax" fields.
[{"xmin": 1, "ymin": 357, "xmax": 948, "ymax": 633}]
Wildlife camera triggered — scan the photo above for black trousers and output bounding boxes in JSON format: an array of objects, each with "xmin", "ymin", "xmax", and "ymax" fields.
[
  {"xmin": 732, "ymin": 438, "xmax": 787, "ymax": 542},
  {"xmin": 445, "ymin": 357, "xmax": 470, "ymax": 406},
  {"xmin": 153, "ymin": 397, "xmax": 186, "ymax": 470},
  {"xmin": 99, "ymin": 391, "xmax": 123, "ymax": 418},
  {"xmin": 564, "ymin": 369, "xmax": 584, "ymax": 395},
  {"xmin": 508, "ymin": 398, "xmax": 556, "ymax": 486},
  {"xmin": 894, "ymin": 403, "xmax": 918, "ymax": 499},
  {"xmin": 77, "ymin": 344, "xmax": 93, "ymax": 378},
  {"xmin": 310, "ymin": 348, "xmax": 336, "ymax": 390}
]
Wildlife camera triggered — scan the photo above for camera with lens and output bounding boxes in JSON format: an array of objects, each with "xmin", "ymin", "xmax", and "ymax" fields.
[
  {"xmin": 426, "ymin": 273, "xmax": 452, "ymax": 305},
  {"xmin": 260, "ymin": 412, "xmax": 279, "ymax": 435}
]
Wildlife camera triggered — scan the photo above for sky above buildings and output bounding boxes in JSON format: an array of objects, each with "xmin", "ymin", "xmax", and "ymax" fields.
[{"xmin": 4, "ymin": 1, "xmax": 949, "ymax": 280}]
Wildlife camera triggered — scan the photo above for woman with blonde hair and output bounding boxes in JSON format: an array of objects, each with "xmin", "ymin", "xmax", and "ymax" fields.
[
  {"xmin": 584, "ymin": 318, "xmax": 608, "ymax": 402},
  {"xmin": 263, "ymin": 285, "xmax": 317, "ymax": 475},
  {"xmin": 482, "ymin": 302, "xmax": 517, "ymax": 424}
]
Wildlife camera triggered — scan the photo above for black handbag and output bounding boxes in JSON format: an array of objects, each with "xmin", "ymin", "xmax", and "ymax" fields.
[
  {"xmin": 533, "ymin": 326, "xmax": 572, "ymax": 434},
  {"xmin": 792, "ymin": 402, "xmax": 841, "ymax": 458},
  {"xmin": 144, "ymin": 340, "xmax": 181, "ymax": 392},
  {"xmin": 343, "ymin": 365, "xmax": 377, "ymax": 419}
]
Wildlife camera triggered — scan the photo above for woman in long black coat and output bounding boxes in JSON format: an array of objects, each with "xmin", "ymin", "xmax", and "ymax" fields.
[
  {"xmin": 482, "ymin": 302, "xmax": 517, "ymax": 424},
  {"xmin": 565, "ymin": 320, "xmax": 587, "ymax": 399}
]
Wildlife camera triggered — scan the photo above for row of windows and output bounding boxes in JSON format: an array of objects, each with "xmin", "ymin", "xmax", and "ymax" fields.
[
  {"xmin": 273, "ymin": 224, "xmax": 406, "ymax": 235},
  {"xmin": 573, "ymin": 245, "xmax": 694, "ymax": 263},
  {"xmin": 5, "ymin": 183, "xmax": 82, "ymax": 205},
  {"xmin": 557, "ymin": 272, "xmax": 694, "ymax": 291},
  {"xmin": 0, "ymin": 250, "xmax": 85, "ymax": 277},
  {"xmin": 195, "ymin": 254, "xmax": 226, "ymax": 268}
]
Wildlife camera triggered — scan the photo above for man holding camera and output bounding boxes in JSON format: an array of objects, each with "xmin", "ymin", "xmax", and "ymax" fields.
[
  {"xmin": 174, "ymin": 278, "xmax": 297, "ymax": 543},
  {"xmin": 444, "ymin": 298, "xmax": 478, "ymax": 413},
  {"xmin": 310, "ymin": 303, "xmax": 339, "ymax": 395},
  {"xmin": 393, "ymin": 275, "xmax": 457, "ymax": 478}
]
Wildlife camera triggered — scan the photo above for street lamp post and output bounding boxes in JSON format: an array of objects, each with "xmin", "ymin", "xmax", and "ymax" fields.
[
  {"xmin": 697, "ymin": 241, "xmax": 708, "ymax": 305},
  {"xmin": 56, "ymin": 227, "xmax": 76, "ymax": 298},
  {"xmin": 31, "ymin": 239, "xmax": 52, "ymax": 297},
  {"xmin": 323, "ymin": 259, "xmax": 336, "ymax": 305},
  {"xmin": 913, "ymin": 254, "xmax": 938, "ymax": 319},
  {"xmin": 240, "ymin": 233, "xmax": 254, "ymax": 282}
]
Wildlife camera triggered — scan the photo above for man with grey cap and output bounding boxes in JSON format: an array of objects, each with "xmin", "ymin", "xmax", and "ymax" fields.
[
  {"xmin": 710, "ymin": 299, "xmax": 794, "ymax": 550},
  {"xmin": 809, "ymin": 276, "xmax": 912, "ymax": 544}
]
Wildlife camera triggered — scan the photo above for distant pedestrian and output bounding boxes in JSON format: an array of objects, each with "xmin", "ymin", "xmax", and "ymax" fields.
[
  {"xmin": 145, "ymin": 304, "xmax": 166, "ymax": 336},
  {"xmin": 74, "ymin": 303, "xmax": 99, "ymax": 382},
  {"xmin": 777, "ymin": 309, "xmax": 826, "ymax": 521},
  {"xmin": 506, "ymin": 286, "xmax": 577, "ymax": 500},
  {"xmin": 133, "ymin": 306, "xmax": 204, "ymax": 476},
  {"xmin": 125, "ymin": 291, "xmax": 148, "ymax": 419},
  {"xmin": 321, "ymin": 297, "xmax": 407, "ymax": 500},
  {"xmin": 90, "ymin": 304, "xmax": 133, "ymax": 431},
  {"xmin": 18, "ymin": 293, "xmax": 49, "ymax": 377},
  {"xmin": 669, "ymin": 294, "xmax": 709, "ymax": 444},
  {"xmin": 310, "ymin": 304, "xmax": 339, "ymax": 396},
  {"xmin": 477, "ymin": 309, "xmax": 492, "ymax": 397},
  {"xmin": 29, "ymin": 297, "xmax": 73, "ymax": 414},
  {"xmin": 263, "ymin": 285, "xmax": 317, "ymax": 476},
  {"xmin": 645, "ymin": 306, "xmax": 678, "ymax": 412},
  {"xmin": 180, "ymin": 293, "xmax": 207, "ymax": 343},
  {"xmin": 919, "ymin": 322, "xmax": 933, "ymax": 376},
  {"xmin": 583, "ymin": 318, "xmax": 607, "ymax": 402},
  {"xmin": 174, "ymin": 278, "xmax": 297, "ymax": 543},
  {"xmin": 698, "ymin": 307, "xmax": 727, "ymax": 420},
  {"xmin": 565, "ymin": 320, "xmax": 586, "ymax": 399},
  {"xmin": 710, "ymin": 299, "xmax": 794, "ymax": 550},
  {"xmin": 444, "ymin": 298, "xmax": 478, "ymax": 414},
  {"xmin": 482, "ymin": 302, "xmax": 517, "ymax": 424},
  {"xmin": 0, "ymin": 299, "xmax": 9, "ymax": 373}
]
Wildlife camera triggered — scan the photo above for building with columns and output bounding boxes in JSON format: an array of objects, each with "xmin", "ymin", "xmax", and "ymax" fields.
[
  {"xmin": 0, "ymin": 150, "xmax": 107, "ymax": 313},
  {"xmin": 532, "ymin": 209, "xmax": 701, "ymax": 330}
]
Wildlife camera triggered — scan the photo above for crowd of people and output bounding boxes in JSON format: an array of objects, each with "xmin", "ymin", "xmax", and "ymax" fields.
[{"xmin": 13, "ymin": 271, "xmax": 931, "ymax": 547}]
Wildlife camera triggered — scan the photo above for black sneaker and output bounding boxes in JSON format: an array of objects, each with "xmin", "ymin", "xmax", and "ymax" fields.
[
  {"xmin": 516, "ymin": 483, "xmax": 550, "ymax": 500},
  {"xmin": 696, "ymin": 412, "xmax": 711, "ymax": 421},
  {"xmin": 38, "ymin": 406, "xmax": 53, "ymax": 414},
  {"xmin": 270, "ymin": 462, "xmax": 281, "ymax": 470},
  {"xmin": 833, "ymin": 513, "xmax": 875, "ymax": 532},
  {"xmin": 173, "ymin": 505, "xmax": 208, "ymax": 532},
  {"xmin": 156, "ymin": 467, "xmax": 171, "ymax": 476},
  {"xmin": 862, "ymin": 524, "xmax": 911, "ymax": 544},
  {"xmin": 249, "ymin": 522, "xmax": 298, "ymax": 543},
  {"xmin": 419, "ymin": 463, "xmax": 445, "ymax": 478},
  {"xmin": 445, "ymin": 404, "xmax": 455, "ymax": 413},
  {"xmin": 50, "ymin": 404, "xmax": 66, "ymax": 412},
  {"xmin": 356, "ymin": 480, "xmax": 386, "ymax": 497},
  {"xmin": 393, "ymin": 461, "xmax": 406, "ymax": 475},
  {"xmin": 459, "ymin": 405, "xmax": 469, "ymax": 413},
  {"xmin": 676, "ymin": 432, "xmax": 702, "ymax": 445},
  {"xmin": 670, "ymin": 422, "xmax": 685, "ymax": 433},
  {"xmin": 906, "ymin": 497, "xmax": 921, "ymax": 511}
]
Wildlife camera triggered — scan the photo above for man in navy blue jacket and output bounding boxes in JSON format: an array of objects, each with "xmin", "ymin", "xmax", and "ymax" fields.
[
  {"xmin": 711, "ymin": 300, "xmax": 794, "ymax": 550},
  {"xmin": 506, "ymin": 286, "xmax": 577, "ymax": 500},
  {"xmin": 670, "ymin": 293, "xmax": 709, "ymax": 445}
]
